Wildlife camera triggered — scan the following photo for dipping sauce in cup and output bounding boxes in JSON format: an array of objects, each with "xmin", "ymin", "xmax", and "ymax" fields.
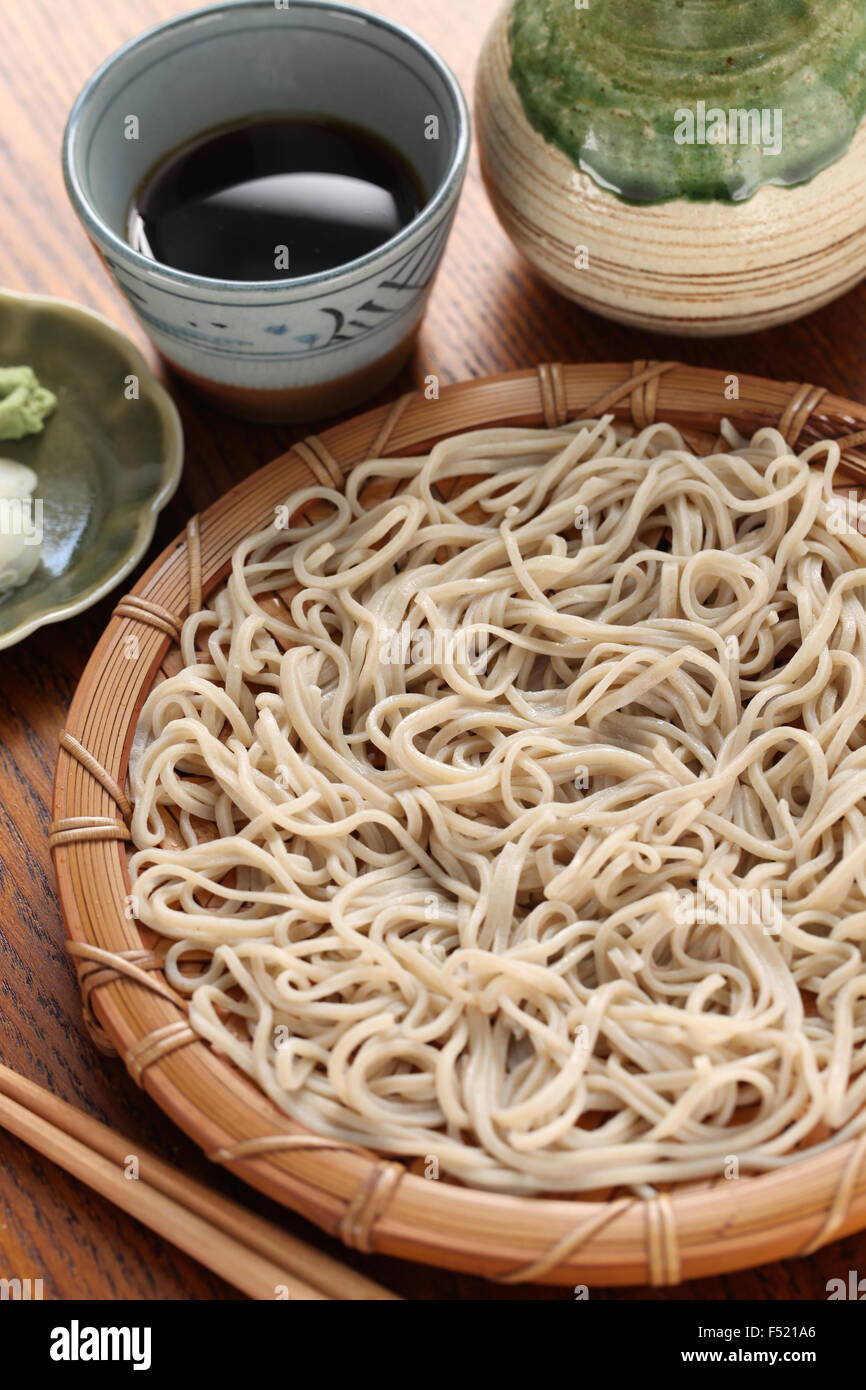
[
  {"xmin": 63, "ymin": 1, "xmax": 470, "ymax": 422},
  {"xmin": 128, "ymin": 113, "xmax": 427, "ymax": 283}
]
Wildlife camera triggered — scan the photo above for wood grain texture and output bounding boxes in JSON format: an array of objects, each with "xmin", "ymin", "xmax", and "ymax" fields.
[{"xmin": 2, "ymin": 0, "xmax": 866, "ymax": 1301}]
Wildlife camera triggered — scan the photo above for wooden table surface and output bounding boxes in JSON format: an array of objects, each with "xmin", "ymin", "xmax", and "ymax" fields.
[{"xmin": 1, "ymin": 0, "xmax": 865, "ymax": 1302}]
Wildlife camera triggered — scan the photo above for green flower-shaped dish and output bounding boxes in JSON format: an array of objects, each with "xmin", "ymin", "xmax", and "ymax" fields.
[{"xmin": 0, "ymin": 289, "xmax": 183, "ymax": 650}]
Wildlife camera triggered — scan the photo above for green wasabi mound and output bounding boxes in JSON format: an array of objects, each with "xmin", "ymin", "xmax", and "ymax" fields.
[{"xmin": 0, "ymin": 366, "xmax": 57, "ymax": 440}]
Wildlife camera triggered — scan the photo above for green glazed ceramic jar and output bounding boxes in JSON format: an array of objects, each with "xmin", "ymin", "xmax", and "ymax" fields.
[{"xmin": 476, "ymin": 0, "xmax": 866, "ymax": 334}]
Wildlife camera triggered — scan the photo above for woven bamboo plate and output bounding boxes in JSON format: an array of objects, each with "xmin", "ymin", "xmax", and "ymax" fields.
[{"xmin": 52, "ymin": 361, "xmax": 866, "ymax": 1288}]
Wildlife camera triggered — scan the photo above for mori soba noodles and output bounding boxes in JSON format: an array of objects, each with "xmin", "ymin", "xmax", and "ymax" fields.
[{"xmin": 130, "ymin": 414, "xmax": 866, "ymax": 1193}]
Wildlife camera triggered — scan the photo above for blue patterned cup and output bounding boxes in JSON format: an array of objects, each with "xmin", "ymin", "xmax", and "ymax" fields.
[{"xmin": 63, "ymin": 0, "xmax": 469, "ymax": 421}]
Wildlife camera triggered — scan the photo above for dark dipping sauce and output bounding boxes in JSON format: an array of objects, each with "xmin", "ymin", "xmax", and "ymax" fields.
[{"xmin": 128, "ymin": 114, "xmax": 426, "ymax": 281}]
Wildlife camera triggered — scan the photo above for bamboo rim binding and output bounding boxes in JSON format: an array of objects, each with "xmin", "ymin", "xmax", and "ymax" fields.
[{"xmin": 51, "ymin": 363, "xmax": 866, "ymax": 1287}]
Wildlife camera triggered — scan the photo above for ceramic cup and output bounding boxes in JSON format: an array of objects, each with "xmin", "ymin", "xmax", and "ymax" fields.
[{"xmin": 63, "ymin": 0, "xmax": 470, "ymax": 420}]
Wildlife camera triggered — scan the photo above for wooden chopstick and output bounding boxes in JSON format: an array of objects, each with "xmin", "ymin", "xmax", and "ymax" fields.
[
  {"xmin": 0, "ymin": 1063, "xmax": 399, "ymax": 1301},
  {"xmin": 0, "ymin": 1084, "xmax": 322, "ymax": 1299}
]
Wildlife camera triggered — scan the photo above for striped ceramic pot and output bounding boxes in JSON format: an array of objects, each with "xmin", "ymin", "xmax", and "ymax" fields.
[{"xmin": 476, "ymin": 0, "xmax": 866, "ymax": 336}]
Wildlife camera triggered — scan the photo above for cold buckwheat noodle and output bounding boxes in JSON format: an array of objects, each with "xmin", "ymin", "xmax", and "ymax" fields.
[{"xmin": 129, "ymin": 415, "xmax": 866, "ymax": 1193}]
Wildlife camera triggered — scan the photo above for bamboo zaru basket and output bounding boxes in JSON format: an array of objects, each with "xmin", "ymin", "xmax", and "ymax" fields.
[{"xmin": 51, "ymin": 362, "xmax": 866, "ymax": 1287}]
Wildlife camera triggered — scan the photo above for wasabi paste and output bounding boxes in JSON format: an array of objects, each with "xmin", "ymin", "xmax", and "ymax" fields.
[{"xmin": 0, "ymin": 366, "xmax": 57, "ymax": 440}]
